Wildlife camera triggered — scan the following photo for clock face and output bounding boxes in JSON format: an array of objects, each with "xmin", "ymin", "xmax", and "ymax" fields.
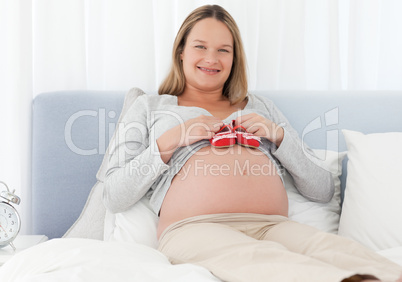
[{"xmin": 0, "ymin": 202, "xmax": 21, "ymax": 246}]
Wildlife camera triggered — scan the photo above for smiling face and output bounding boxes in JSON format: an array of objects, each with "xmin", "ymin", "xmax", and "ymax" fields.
[{"xmin": 180, "ymin": 18, "xmax": 234, "ymax": 95}]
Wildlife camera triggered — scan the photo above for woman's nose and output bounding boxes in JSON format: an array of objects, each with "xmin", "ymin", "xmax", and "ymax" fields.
[{"xmin": 204, "ymin": 51, "xmax": 218, "ymax": 64}]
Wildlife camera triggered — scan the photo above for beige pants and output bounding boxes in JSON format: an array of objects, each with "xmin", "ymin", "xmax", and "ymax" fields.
[{"xmin": 158, "ymin": 213, "xmax": 402, "ymax": 282}]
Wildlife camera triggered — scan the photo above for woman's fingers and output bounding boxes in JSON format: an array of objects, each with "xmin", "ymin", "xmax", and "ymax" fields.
[
  {"xmin": 157, "ymin": 115, "xmax": 223, "ymax": 163},
  {"xmin": 180, "ymin": 115, "xmax": 223, "ymax": 146},
  {"xmin": 234, "ymin": 113, "xmax": 284, "ymax": 146},
  {"xmin": 235, "ymin": 113, "xmax": 268, "ymax": 135}
]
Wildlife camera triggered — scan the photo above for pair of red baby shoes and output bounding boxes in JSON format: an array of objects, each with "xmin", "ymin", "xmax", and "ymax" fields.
[{"xmin": 209, "ymin": 120, "xmax": 261, "ymax": 148}]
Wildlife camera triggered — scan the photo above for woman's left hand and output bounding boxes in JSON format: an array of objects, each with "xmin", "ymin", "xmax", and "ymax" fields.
[{"xmin": 234, "ymin": 113, "xmax": 284, "ymax": 147}]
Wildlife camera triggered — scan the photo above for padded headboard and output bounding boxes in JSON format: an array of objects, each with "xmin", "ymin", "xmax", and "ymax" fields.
[
  {"xmin": 32, "ymin": 91, "xmax": 125, "ymax": 238},
  {"xmin": 31, "ymin": 90, "xmax": 402, "ymax": 239}
]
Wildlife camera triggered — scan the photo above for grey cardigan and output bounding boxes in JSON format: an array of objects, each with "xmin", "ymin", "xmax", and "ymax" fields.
[{"xmin": 103, "ymin": 92, "xmax": 334, "ymax": 214}]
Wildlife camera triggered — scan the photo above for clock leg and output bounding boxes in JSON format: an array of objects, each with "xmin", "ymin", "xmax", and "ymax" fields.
[{"xmin": 9, "ymin": 242, "xmax": 16, "ymax": 251}]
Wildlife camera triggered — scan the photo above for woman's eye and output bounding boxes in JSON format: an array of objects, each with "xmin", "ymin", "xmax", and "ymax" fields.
[
  {"xmin": 219, "ymin": 49, "xmax": 229, "ymax": 53},
  {"xmin": 195, "ymin": 45, "xmax": 206, "ymax": 49}
]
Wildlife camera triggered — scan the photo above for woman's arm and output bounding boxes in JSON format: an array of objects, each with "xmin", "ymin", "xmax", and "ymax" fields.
[
  {"xmin": 238, "ymin": 95, "xmax": 334, "ymax": 203},
  {"xmin": 103, "ymin": 96, "xmax": 169, "ymax": 213},
  {"xmin": 269, "ymin": 100, "xmax": 334, "ymax": 203},
  {"xmin": 103, "ymin": 96, "xmax": 223, "ymax": 213}
]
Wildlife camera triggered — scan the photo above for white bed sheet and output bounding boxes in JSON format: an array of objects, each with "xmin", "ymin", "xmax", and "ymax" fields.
[
  {"xmin": 0, "ymin": 239, "xmax": 220, "ymax": 282},
  {"xmin": 377, "ymin": 246, "xmax": 402, "ymax": 266},
  {"xmin": 0, "ymin": 238, "xmax": 400, "ymax": 282}
]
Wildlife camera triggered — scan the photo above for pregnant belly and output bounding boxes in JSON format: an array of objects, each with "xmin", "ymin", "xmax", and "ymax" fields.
[{"xmin": 157, "ymin": 145, "xmax": 288, "ymax": 238}]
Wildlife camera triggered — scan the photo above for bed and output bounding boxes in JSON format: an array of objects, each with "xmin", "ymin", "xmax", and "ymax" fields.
[{"xmin": 0, "ymin": 89, "xmax": 401, "ymax": 281}]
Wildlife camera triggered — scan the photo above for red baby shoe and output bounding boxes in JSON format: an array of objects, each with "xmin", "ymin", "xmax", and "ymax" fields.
[
  {"xmin": 210, "ymin": 124, "xmax": 236, "ymax": 148},
  {"xmin": 233, "ymin": 124, "xmax": 261, "ymax": 148}
]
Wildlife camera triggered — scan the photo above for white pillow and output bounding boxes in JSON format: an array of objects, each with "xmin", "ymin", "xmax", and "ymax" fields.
[
  {"xmin": 104, "ymin": 149, "xmax": 345, "ymax": 247},
  {"xmin": 338, "ymin": 130, "xmax": 402, "ymax": 251},
  {"xmin": 104, "ymin": 197, "xmax": 159, "ymax": 248}
]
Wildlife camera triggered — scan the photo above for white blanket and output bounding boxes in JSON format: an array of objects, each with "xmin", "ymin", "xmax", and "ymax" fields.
[{"xmin": 0, "ymin": 238, "xmax": 401, "ymax": 282}]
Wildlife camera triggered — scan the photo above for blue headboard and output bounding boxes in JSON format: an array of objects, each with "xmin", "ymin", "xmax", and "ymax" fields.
[
  {"xmin": 31, "ymin": 90, "xmax": 402, "ymax": 239},
  {"xmin": 32, "ymin": 91, "xmax": 125, "ymax": 238}
]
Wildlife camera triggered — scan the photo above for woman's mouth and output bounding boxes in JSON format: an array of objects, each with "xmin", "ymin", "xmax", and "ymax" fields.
[{"xmin": 197, "ymin": 66, "xmax": 220, "ymax": 74}]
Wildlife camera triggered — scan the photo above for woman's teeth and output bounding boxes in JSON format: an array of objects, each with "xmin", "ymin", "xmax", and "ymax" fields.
[{"xmin": 198, "ymin": 67, "xmax": 219, "ymax": 72}]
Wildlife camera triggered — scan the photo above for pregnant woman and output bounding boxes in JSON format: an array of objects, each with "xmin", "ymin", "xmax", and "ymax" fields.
[{"xmin": 103, "ymin": 5, "xmax": 402, "ymax": 282}]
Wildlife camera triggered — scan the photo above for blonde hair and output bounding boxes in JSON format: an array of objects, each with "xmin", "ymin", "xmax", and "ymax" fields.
[{"xmin": 158, "ymin": 5, "xmax": 248, "ymax": 104}]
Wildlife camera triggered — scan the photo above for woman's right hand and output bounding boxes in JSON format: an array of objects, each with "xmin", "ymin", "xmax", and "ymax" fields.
[{"xmin": 157, "ymin": 115, "xmax": 223, "ymax": 163}]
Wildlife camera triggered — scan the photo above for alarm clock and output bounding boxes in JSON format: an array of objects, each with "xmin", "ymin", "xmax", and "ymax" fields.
[{"xmin": 0, "ymin": 181, "xmax": 21, "ymax": 250}]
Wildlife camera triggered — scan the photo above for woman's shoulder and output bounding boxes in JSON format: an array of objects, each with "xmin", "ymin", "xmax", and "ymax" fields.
[
  {"xmin": 132, "ymin": 92, "xmax": 177, "ymax": 108},
  {"xmin": 140, "ymin": 93, "xmax": 176, "ymax": 103},
  {"xmin": 122, "ymin": 90, "xmax": 176, "ymax": 120},
  {"xmin": 247, "ymin": 92, "xmax": 277, "ymax": 109}
]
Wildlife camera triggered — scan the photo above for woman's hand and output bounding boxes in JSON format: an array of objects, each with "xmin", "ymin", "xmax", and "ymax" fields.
[
  {"xmin": 234, "ymin": 113, "xmax": 284, "ymax": 147},
  {"xmin": 157, "ymin": 115, "xmax": 223, "ymax": 163}
]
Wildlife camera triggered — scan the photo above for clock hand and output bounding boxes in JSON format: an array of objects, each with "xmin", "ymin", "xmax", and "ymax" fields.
[{"xmin": 0, "ymin": 224, "xmax": 9, "ymax": 240}]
